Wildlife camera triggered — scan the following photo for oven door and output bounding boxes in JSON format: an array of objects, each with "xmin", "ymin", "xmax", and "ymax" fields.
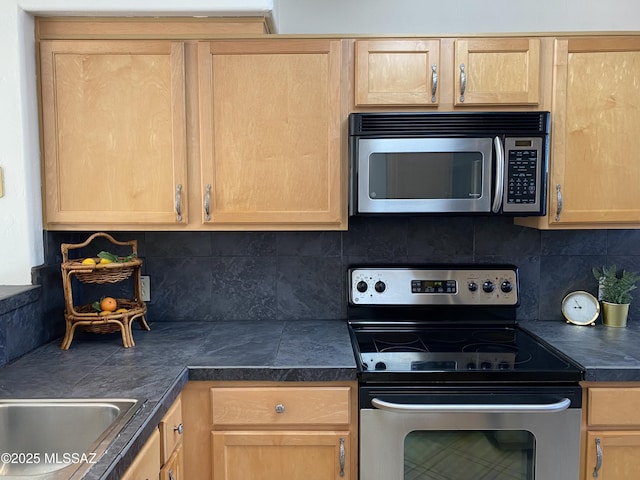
[
  {"xmin": 359, "ymin": 387, "xmax": 582, "ymax": 480},
  {"xmin": 354, "ymin": 137, "xmax": 498, "ymax": 214}
]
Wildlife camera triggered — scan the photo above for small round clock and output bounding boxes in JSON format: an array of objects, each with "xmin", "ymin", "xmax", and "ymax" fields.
[{"xmin": 561, "ymin": 291, "xmax": 600, "ymax": 326}]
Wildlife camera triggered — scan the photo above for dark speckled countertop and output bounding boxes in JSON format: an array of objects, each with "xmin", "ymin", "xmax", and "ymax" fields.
[
  {"xmin": 520, "ymin": 319, "xmax": 640, "ymax": 382},
  {"xmin": 0, "ymin": 320, "xmax": 356, "ymax": 480},
  {"xmin": 2, "ymin": 317, "xmax": 640, "ymax": 479}
]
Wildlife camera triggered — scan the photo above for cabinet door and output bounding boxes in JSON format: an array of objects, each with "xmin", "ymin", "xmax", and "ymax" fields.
[
  {"xmin": 198, "ymin": 39, "xmax": 346, "ymax": 228},
  {"xmin": 40, "ymin": 40, "xmax": 187, "ymax": 227},
  {"xmin": 586, "ymin": 431, "xmax": 640, "ymax": 479},
  {"xmin": 212, "ymin": 431, "xmax": 350, "ymax": 480},
  {"xmin": 454, "ymin": 38, "xmax": 540, "ymax": 105},
  {"xmin": 551, "ymin": 37, "xmax": 640, "ymax": 226},
  {"xmin": 160, "ymin": 442, "xmax": 184, "ymax": 480},
  {"xmin": 122, "ymin": 428, "xmax": 161, "ymax": 480},
  {"xmin": 354, "ymin": 39, "xmax": 441, "ymax": 106}
]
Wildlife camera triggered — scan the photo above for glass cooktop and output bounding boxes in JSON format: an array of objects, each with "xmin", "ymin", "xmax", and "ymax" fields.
[{"xmin": 349, "ymin": 324, "xmax": 582, "ymax": 383}]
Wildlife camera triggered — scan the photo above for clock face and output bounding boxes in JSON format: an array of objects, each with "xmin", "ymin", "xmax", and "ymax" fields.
[{"xmin": 562, "ymin": 291, "xmax": 600, "ymax": 326}]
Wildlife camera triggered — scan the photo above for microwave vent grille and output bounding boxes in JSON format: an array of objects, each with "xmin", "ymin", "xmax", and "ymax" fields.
[{"xmin": 350, "ymin": 112, "xmax": 549, "ymax": 136}]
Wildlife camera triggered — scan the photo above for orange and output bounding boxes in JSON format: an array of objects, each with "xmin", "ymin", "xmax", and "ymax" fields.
[{"xmin": 100, "ymin": 297, "xmax": 117, "ymax": 312}]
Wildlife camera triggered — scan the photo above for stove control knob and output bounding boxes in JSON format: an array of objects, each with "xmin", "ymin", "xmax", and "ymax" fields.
[
  {"xmin": 374, "ymin": 281, "xmax": 386, "ymax": 293},
  {"xmin": 500, "ymin": 280, "xmax": 513, "ymax": 293},
  {"xmin": 466, "ymin": 362, "xmax": 476, "ymax": 370},
  {"xmin": 482, "ymin": 280, "xmax": 495, "ymax": 293},
  {"xmin": 468, "ymin": 282, "xmax": 478, "ymax": 292},
  {"xmin": 356, "ymin": 281, "xmax": 368, "ymax": 293},
  {"xmin": 374, "ymin": 361, "xmax": 387, "ymax": 370},
  {"xmin": 480, "ymin": 361, "xmax": 493, "ymax": 370},
  {"xmin": 498, "ymin": 361, "xmax": 511, "ymax": 370}
]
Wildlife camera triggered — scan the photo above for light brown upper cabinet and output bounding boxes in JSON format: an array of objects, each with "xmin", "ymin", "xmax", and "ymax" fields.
[
  {"xmin": 37, "ymin": 18, "xmax": 348, "ymax": 231},
  {"xmin": 197, "ymin": 39, "xmax": 347, "ymax": 229},
  {"xmin": 354, "ymin": 37, "xmax": 542, "ymax": 108},
  {"xmin": 355, "ymin": 39, "xmax": 441, "ymax": 106},
  {"xmin": 40, "ymin": 40, "xmax": 188, "ymax": 227},
  {"xmin": 517, "ymin": 36, "xmax": 640, "ymax": 229}
]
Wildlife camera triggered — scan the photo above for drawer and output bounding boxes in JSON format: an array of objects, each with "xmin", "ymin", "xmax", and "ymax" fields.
[
  {"xmin": 589, "ymin": 387, "xmax": 640, "ymax": 427},
  {"xmin": 159, "ymin": 395, "xmax": 184, "ymax": 464},
  {"xmin": 211, "ymin": 386, "xmax": 351, "ymax": 426}
]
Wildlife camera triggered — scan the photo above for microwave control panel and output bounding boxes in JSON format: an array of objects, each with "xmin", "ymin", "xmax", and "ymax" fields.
[{"xmin": 503, "ymin": 137, "xmax": 544, "ymax": 213}]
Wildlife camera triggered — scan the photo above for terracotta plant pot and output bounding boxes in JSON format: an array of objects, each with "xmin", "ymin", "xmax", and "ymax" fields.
[{"xmin": 601, "ymin": 302, "xmax": 630, "ymax": 327}]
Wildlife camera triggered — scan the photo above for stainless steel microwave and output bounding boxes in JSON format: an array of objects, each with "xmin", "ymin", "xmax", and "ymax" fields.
[{"xmin": 349, "ymin": 112, "xmax": 550, "ymax": 216}]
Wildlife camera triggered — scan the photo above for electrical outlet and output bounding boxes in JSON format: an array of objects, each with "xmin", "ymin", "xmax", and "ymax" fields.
[{"xmin": 141, "ymin": 275, "xmax": 151, "ymax": 302}]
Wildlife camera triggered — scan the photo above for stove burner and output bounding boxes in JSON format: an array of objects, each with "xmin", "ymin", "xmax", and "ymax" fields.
[
  {"xmin": 471, "ymin": 329, "xmax": 517, "ymax": 344},
  {"xmin": 462, "ymin": 343, "xmax": 532, "ymax": 365},
  {"xmin": 372, "ymin": 334, "xmax": 428, "ymax": 353}
]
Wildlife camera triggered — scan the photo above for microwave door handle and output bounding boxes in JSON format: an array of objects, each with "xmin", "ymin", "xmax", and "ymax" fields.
[
  {"xmin": 491, "ymin": 136, "xmax": 505, "ymax": 213},
  {"xmin": 371, "ymin": 397, "xmax": 571, "ymax": 414}
]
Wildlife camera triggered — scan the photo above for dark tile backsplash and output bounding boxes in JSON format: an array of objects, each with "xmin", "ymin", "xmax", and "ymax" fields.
[
  {"xmin": 38, "ymin": 217, "xmax": 640, "ymax": 325},
  {"xmin": 2, "ymin": 216, "xmax": 637, "ymax": 365}
]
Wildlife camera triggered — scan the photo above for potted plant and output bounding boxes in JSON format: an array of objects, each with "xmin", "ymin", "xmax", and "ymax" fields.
[{"xmin": 592, "ymin": 265, "xmax": 640, "ymax": 327}]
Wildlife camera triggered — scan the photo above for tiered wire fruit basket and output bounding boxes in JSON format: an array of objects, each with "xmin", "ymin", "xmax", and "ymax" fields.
[{"xmin": 60, "ymin": 232, "xmax": 150, "ymax": 349}]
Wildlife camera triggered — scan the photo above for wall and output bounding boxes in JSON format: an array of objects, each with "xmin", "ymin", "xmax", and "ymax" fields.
[
  {"xmin": 0, "ymin": 0, "xmax": 273, "ymax": 285},
  {"xmin": 2, "ymin": 0, "xmax": 640, "ymax": 285},
  {"xmin": 274, "ymin": 0, "xmax": 640, "ymax": 34},
  {"xmin": 1, "ymin": 1, "xmax": 640, "ymax": 360}
]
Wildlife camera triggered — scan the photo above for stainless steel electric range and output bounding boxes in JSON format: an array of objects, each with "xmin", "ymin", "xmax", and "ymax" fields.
[{"xmin": 347, "ymin": 265, "xmax": 583, "ymax": 480}]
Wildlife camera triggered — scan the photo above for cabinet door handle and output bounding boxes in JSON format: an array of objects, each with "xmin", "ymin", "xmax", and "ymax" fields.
[
  {"xmin": 431, "ymin": 64, "xmax": 438, "ymax": 103},
  {"xmin": 592, "ymin": 437, "xmax": 602, "ymax": 477},
  {"xmin": 174, "ymin": 423, "xmax": 184, "ymax": 435},
  {"xmin": 204, "ymin": 183, "xmax": 212, "ymax": 221},
  {"xmin": 175, "ymin": 184, "xmax": 183, "ymax": 222},
  {"xmin": 339, "ymin": 437, "xmax": 345, "ymax": 477},
  {"xmin": 275, "ymin": 403, "xmax": 285, "ymax": 413},
  {"xmin": 459, "ymin": 63, "xmax": 466, "ymax": 102},
  {"xmin": 168, "ymin": 470, "xmax": 175, "ymax": 480},
  {"xmin": 555, "ymin": 184, "xmax": 563, "ymax": 221}
]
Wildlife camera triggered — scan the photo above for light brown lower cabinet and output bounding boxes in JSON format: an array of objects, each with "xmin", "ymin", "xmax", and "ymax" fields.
[
  {"xmin": 122, "ymin": 427, "xmax": 161, "ymax": 480},
  {"xmin": 583, "ymin": 385, "xmax": 640, "ymax": 479},
  {"xmin": 585, "ymin": 431, "xmax": 640, "ymax": 479},
  {"xmin": 122, "ymin": 394, "xmax": 184, "ymax": 480},
  {"xmin": 182, "ymin": 381, "xmax": 358, "ymax": 480},
  {"xmin": 161, "ymin": 442, "xmax": 184, "ymax": 480},
  {"xmin": 160, "ymin": 394, "xmax": 185, "ymax": 480},
  {"xmin": 212, "ymin": 431, "xmax": 350, "ymax": 479}
]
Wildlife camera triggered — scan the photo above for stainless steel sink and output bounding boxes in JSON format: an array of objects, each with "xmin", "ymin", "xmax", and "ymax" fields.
[{"xmin": 0, "ymin": 398, "xmax": 143, "ymax": 479}]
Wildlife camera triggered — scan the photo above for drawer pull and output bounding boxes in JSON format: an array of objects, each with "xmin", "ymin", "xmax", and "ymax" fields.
[
  {"xmin": 174, "ymin": 423, "xmax": 184, "ymax": 435},
  {"xmin": 275, "ymin": 403, "xmax": 285, "ymax": 414}
]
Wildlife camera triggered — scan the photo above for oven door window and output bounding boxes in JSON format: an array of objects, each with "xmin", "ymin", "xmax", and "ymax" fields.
[
  {"xmin": 357, "ymin": 138, "xmax": 494, "ymax": 213},
  {"xmin": 404, "ymin": 430, "xmax": 535, "ymax": 480}
]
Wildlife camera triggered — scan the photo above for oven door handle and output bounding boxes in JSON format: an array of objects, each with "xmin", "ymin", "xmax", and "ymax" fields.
[{"xmin": 371, "ymin": 397, "xmax": 571, "ymax": 413}]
